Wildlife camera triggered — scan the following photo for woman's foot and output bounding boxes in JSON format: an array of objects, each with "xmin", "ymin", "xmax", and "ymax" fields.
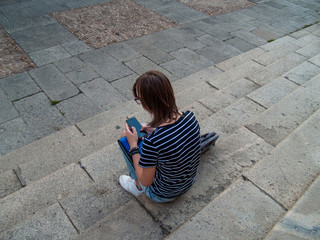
[{"xmin": 119, "ymin": 175, "xmax": 143, "ymax": 197}]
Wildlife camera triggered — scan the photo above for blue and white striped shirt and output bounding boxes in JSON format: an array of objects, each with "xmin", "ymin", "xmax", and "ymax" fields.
[{"xmin": 139, "ymin": 111, "xmax": 201, "ymax": 198}]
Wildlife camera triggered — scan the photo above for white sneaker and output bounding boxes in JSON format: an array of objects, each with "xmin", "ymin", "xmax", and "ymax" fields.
[{"xmin": 119, "ymin": 175, "xmax": 143, "ymax": 197}]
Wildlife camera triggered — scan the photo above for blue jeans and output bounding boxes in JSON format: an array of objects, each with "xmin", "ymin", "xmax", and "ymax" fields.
[{"xmin": 120, "ymin": 149, "xmax": 176, "ymax": 203}]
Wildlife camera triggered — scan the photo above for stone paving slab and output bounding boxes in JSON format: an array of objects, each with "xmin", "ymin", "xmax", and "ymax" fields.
[
  {"xmin": 0, "ymin": 118, "xmax": 37, "ymax": 156},
  {"xmin": 166, "ymin": 179, "xmax": 285, "ymax": 240},
  {"xmin": 0, "ymin": 203, "xmax": 77, "ymax": 240},
  {"xmin": 79, "ymin": 49, "xmax": 133, "ymax": 82},
  {"xmin": 244, "ymin": 108, "xmax": 320, "ymax": 209},
  {"xmin": 74, "ymin": 199, "xmax": 163, "ymax": 240},
  {"xmin": 0, "ymin": 163, "xmax": 92, "ymax": 233},
  {"xmin": 265, "ymin": 175, "xmax": 320, "ymax": 240},
  {"xmin": 13, "ymin": 92, "xmax": 71, "ymax": 139},
  {"xmin": 79, "ymin": 78, "xmax": 127, "ymax": 111},
  {"xmin": 0, "ymin": 88, "xmax": 19, "ymax": 123},
  {"xmin": 29, "ymin": 64, "xmax": 79, "ymax": 101},
  {"xmin": 0, "ymin": 72, "xmax": 40, "ymax": 101},
  {"xmin": 283, "ymin": 61, "xmax": 320, "ymax": 85}
]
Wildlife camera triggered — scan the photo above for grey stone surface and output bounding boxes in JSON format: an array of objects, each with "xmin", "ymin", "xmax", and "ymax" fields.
[
  {"xmin": 13, "ymin": 92, "xmax": 71, "ymax": 139},
  {"xmin": 265, "ymin": 175, "xmax": 320, "ymax": 240},
  {"xmin": 249, "ymin": 53, "xmax": 306, "ymax": 85},
  {"xmin": 182, "ymin": 101, "xmax": 213, "ymax": 122},
  {"xmin": 111, "ymin": 73, "xmax": 139, "ymax": 100},
  {"xmin": 200, "ymin": 98, "xmax": 265, "ymax": 138},
  {"xmin": 176, "ymin": 82, "xmax": 216, "ymax": 109},
  {"xmin": 53, "ymin": 57, "xmax": 86, "ymax": 74},
  {"xmin": 247, "ymin": 76, "xmax": 299, "ymax": 108},
  {"xmin": 170, "ymin": 48, "xmax": 213, "ymax": 72},
  {"xmin": 61, "ymin": 40, "xmax": 91, "ymax": 56},
  {"xmin": 160, "ymin": 58, "xmax": 196, "ymax": 79},
  {"xmin": 124, "ymin": 37, "xmax": 173, "ymax": 64},
  {"xmin": 246, "ymin": 81, "xmax": 320, "ymax": 146},
  {"xmin": 103, "ymin": 42, "xmax": 141, "ymax": 62},
  {"xmin": 0, "ymin": 72, "xmax": 40, "ymax": 101},
  {"xmin": 146, "ymin": 30, "xmax": 184, "ymax": 53},
  {"xmin": 251, "ymin": 28, "xmax": 279, "ymax": 40},
  {"xmin": 166, "ymin": 180, "xmax": 285, "ymax": 240},
  {"xmin": 225, "ymin": 36, "xmax": 256, "ymax": 52},
  {"xmin": 0, "ymin": 88, "xmax": 19, "ymax": 123},
  {"xmin": 65, "ymin": 66, "xmax": 100, "ymax": 86},
  {"xmin": 0, "ymin": 203, "xmax": 77, "ymax": 240},
  {"xmin": 79, "ymin": 78, "xmax": 128, "ymax": 111},
  {"xmin": 0, "ymin": 163, "xmax": 92, "ymax": 233},
  {"xmin": 295, "ymin": 41, "xmax": 320, "ymax": 58},
  {"xmin": 29, "ymin": 45, "xmax": 71, "ymax": 67},
  {"xmin": 283, "ymin": 62, "xmax": 320, "ymax": 85},
  {"xmin": 0, "ymin": 125, "xmax": 82, "ymax": 173},
  {"xmin": 29, "ymin": 64, "xmax": 79, "ymax": 101},
  {"xmin": 0, "ymin": 170, "xmax": 21, "ymax": 198},
  {"xmin": 79, "ymin": 49, "xmax": 133, "ymax": 82},
  {"xmin": 233, "ymin": 29, "xmax": 267, "ymax": 46},
  {"xmin": 75, "ymin": 200, "xmax": 163, "ymax": 240},
  {"xmin": 0, "ymin": 118, "xmax": 36, "ymax": 156},
  {"xmin": 124, "ymin": 56, "xmax": 175, "ymax": 80},
  {"xmin": 244, "ymin": 108, "xmax": 320, "ymax": 209},
  {"xmin": 138, "ymin": 127, "xmax": 273, "ymax": 234},
  {"xmin": 189, "ymin": 20, "xmax": 233, "ymax": 41},
  {"xmin": 60, "ymin": 170, "xmax": 132, "ymax": 231},
  {"xmin": 56, "ymin": 94, "xmax": 102, "ymax": 124},
  {"xmin": 310, "ymin": 53, "xmax": 320, "ymax": 67}
]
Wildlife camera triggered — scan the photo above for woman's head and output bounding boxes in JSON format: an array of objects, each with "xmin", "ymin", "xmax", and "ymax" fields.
[{"xmin": 133, "ymin": 70, "xmax": 179, "ymax": 127}]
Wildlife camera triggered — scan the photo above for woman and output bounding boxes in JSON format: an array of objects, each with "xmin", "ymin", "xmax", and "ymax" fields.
[{"xmin": 119, "ymin": 70, "xmax": 201, "ymax": 202}]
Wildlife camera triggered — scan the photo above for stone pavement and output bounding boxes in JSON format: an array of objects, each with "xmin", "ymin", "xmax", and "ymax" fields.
[{"xmin": 0, "ymin": 0, "xmax": 319, "ymax": 156}]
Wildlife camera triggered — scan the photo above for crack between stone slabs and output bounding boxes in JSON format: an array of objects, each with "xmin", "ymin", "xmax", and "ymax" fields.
[
  {"xmin": 205, "ymin": 80, "xmax": 220, "ymax": 90},
  {"xmin": 13, "ymin": 166, "xmax": 27, "ymax": 187},
  {"xmin": 58, "ymin": 201, "xmax": 80, "ymax": 234},
  {"xmin": 78, "ymin": 161, "xmax": 95, "ymax": 182},
  {"xmin": 196, "ymin": 100, "xmax": 215, "ymax": 114},
  {"xmin": 134, "ymin": 198, "xmax": 170, "ymax": 237},
  {"xmin": 244, "ymin": 96, "xmax": 268, "ymax": 110},
  {"xmin": 242, "ymin": 175, "xmax": 288, "ymax": 212}
]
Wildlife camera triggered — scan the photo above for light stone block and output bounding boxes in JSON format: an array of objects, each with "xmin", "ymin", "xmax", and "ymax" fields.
[
  {"xmin": 111, "ymin": 73, "xmax": 139, "ymax": 100},
  {"xmin": 283, "ymin": 62, "xmax": 320, "ymax": 85},
  {"xmin": 176, "ymin": 82, "xmax": 216, "ymax": 109},
  {"xmin": 0, "ymin": 164, "xmax": 92, "ymax": 233},
  {"xmin": 0, "ymin": 170, "xmax": 21, "ymax": 198},
  {"xmin": 246, "ymin": 85, "xmax": 320, "ymax": 146},
  {"xmin": 29, "ymin": 45, "xmax": 71, "ymax": 67},
  {"xmin": 181, "ymin": 101, "xmax": 213, "ymax": 122},
  {"xmin": 247, "ymin": 77, "xmax": 299, "ymax": 108},
  {"xmin": 310, "ymin": 53, "xmax": 320, "ymax": 67},
  {"xmin": 0, "ymin": 88, "xmax": 19, "ymax": 123},
  {"xmin": 200, "ymin": 98, "xmax": 265, "ymax": 139},
  {"xmin": 244, "ymin": 109, "xmax": 320, "ymax": 209},
  {"xmin": 296, "ymin": 41, "xmax": 320, "ymax": 58},
  {"xmin": 0, "ymin": 203, "xmax": 77, "ymax": 240},
  {"xmin": 75, "ymin": 200, "xmax": 163, "ymax": 240},
  {"xmin": 265, "ymin": 175, "xmax": 320, "ymax": 240},
  {"xmin": 166, "ymin": 180, "xmax": 285, "ymax": 240}
]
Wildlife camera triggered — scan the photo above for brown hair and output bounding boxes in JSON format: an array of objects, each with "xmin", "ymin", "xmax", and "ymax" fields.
[{"xmin": 133, "ymin": 70, "xmax": 179, "ymax": 127}]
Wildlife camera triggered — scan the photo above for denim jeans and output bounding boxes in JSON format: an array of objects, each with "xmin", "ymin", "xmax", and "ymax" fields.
[{"xmin": 120, "ymin": 149, "xmax": 176, "ymax": 203}]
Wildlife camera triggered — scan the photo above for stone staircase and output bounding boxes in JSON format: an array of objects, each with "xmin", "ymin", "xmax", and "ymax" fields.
[{"xmin": 1, "ymin": 24, "xmax": 320, "ymax": 239}]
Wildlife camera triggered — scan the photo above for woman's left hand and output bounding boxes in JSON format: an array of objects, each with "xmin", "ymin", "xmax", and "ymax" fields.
[{"xmin": 125, "ymin": 123, "xmax": 138, "ymax": 148}]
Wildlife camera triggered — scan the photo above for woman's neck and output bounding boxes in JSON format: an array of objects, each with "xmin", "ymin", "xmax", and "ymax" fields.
[{"xmin": 158, "ymin": 112, "xmax": 182, "ymax": 127}]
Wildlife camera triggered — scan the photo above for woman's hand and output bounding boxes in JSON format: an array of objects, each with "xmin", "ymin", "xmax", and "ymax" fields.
[
  {"xmin": 141, "ymin": 123, "xmax": 156, "ymax": 135},
  {"xmin": 125, "ymin": 123, "xmax": 138, "ymax": 148}
]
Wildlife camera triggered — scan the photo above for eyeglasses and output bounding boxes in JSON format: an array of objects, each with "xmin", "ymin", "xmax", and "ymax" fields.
[{"xmin": 134, "ymin": 97, "xmax": 142, "ymax": 105}]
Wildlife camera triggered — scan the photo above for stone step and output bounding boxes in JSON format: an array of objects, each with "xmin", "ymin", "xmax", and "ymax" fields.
[
  {"xmin": 0, "ymin": 163, "xmax": 93, "ymax": 234},
  {"xmin": 264, "ymin": 174, "xmax": 320, "ymax": 240},
  {"xmin": 246, "ymin": 73, "xmax": 320, "ymax": 146},
  {"xmin": 165, "ymin": 107, "xmax": 320, "ymax": 239}
]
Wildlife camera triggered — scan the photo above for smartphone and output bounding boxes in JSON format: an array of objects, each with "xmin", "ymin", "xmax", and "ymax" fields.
[{"xmin": 126, "ymin": 117, "xmax": 147, "ymax": 139}]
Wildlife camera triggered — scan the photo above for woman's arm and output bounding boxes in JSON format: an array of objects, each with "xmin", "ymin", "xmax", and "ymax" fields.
[{"xmin": 125, "ymin": 123, "xmax": 156, "ymax": 186}]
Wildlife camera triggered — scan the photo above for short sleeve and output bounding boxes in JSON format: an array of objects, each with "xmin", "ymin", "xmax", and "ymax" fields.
[{"xmin": 139, "ymin": 137, "xmax": 158, "ymax": 168}]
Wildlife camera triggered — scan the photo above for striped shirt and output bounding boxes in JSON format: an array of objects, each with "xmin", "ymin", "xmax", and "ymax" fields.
[{"xmin": 139, "ymin": 111, "xmax": 201, "ymax": 198}]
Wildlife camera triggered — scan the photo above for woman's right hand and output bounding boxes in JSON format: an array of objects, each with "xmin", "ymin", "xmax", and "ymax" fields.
[{"xmin": 141, "ymin": 123, "xmax": 155, "ymax": 135}]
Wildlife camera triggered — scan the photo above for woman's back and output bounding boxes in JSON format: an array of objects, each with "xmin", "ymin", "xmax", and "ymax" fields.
[{"xmin": 139, "ymin": 111, "xmax": 201, "ymax": 198}]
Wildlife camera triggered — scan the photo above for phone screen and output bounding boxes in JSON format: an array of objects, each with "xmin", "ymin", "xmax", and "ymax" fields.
[{"xmin": 126, "ymin": 117, "xmax": 147, "ymax": 139}]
